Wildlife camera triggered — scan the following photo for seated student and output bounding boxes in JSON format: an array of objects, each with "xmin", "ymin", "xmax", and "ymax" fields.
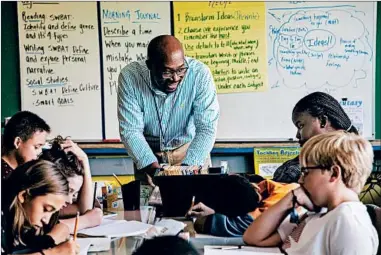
[
  {"xmin": 133, "ymin": 236, "xmax": 199, "ymax": 255},
  {"xmin": 272, "ymin": 92, "xmax": 358, "ymax": 183},
  {"xmin": 1, "ymin": 159, "xmax": 79, "ymax": 255},
  {"xmin": 187, "ymin": 175, "xmax": 298, "ymax": 237},
  {"xmin": 243, "ymin": 131, "xmax": 378, "ymax": 254},
  {"xmin": 2, "ymin": 111, "xmax": 50, "ymax": 180},
  {"xmin": 40, "ymin": 136, "xmax": 103, "ymax": 232}
]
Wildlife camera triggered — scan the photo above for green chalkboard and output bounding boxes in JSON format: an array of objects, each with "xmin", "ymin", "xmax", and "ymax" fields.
[
  {"xmin": 2, "ymin": 2, "xmax": 381, "ymax": 138},
  {"xmin": 1, "ymin": 2, "xmax": 20, "ymax": 124}
]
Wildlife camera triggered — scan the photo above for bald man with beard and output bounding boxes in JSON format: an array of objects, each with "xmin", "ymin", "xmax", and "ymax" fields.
[{"xmin": 117, "ymin": 35, "xmax": 220, "ymax": 181}]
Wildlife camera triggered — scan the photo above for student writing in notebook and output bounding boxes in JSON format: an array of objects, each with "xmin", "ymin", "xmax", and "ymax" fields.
[
  {"xmin": 243, "ymin": 131, "xmax": 378, "ymax": 254},
  {"xmin": 40, "ymin": 136, "xmax": 103, "ymax": 232},
  {"xmin": 2, "ymin": 111, "xmax": 51, "ymax": 180},
  {"xmin": 1, "ymin": 160, "xmax": 79, "ymax": 255},
  {"xmin": 272, "ymin": 92, "xmax": 359, "ymax": 183}
]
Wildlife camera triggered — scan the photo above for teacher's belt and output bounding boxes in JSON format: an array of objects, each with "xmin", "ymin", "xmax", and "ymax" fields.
[
  {"xmin": 154, "ymin": 142, "xmax": 190, "ymax": 166},
  {"xmin": 154, "ymin": 143, "xmax": 211, "ymax": 170}
]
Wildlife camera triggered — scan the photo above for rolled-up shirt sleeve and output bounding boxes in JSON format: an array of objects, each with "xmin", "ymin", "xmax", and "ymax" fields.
[
  {"xmin": 183, "ymin": 65, "xmax": 220, "ymax": 166},
  {"xmin": 206, "ymin": 213, "xmax": 254, "ymax": 237},
  {"xmin": 118, "ymin": 70, "xmax": 157, "ymax": 169}
]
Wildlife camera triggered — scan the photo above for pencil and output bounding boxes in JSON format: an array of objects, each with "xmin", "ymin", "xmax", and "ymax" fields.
[
  {"xmin": 73, "ymin": 212, "xmax": 80, "ymax": 241},
  {"xmin": 185, "ymin": 196, "xmax": 196, "ymax": 217},
  {"xmin": 92, "ymin": 182, "xmax": 97, "ymax": 208},
  {"xmin": 113, "ymin": 173, "xmax": 123, "ymax": 186}
]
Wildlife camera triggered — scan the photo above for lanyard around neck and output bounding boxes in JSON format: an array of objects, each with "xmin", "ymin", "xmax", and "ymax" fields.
[{"xmin": 150, "ymin": 88, "xmax": 179, "ymax": 150}]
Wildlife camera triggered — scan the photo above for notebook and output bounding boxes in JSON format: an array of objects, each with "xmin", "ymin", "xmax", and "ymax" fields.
[
  {"xmin": 204, "ymin": 245, "xmax": 282, "ymax": 255},
  {"xmin": 77, "ymin": 219, "xmax": 153, "ymax": 238}
]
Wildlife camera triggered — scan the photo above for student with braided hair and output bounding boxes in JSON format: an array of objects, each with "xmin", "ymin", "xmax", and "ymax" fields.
[{"xmin": 273, "ymin": 92, "xmax": 358, "ymax": 183}]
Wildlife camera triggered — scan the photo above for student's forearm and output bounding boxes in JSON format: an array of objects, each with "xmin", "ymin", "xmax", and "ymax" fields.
[
  {"xmin": 59, "ymin": 204, "xmax": 80, "ymax": 217},
  {"xmin": 60, "ymin": 214, "xmax": 92, "ymax": 233},
  {"xmin": 243, "ymin": 192, "xmax": 293, "ymax": 246},
  {"xmin": 77, "ymin": 160, "xmax": 93, "ymax": 213}
]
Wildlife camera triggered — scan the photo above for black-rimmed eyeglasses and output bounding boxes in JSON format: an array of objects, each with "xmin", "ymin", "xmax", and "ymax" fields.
[{"xmin": 161, "ymin": 59, "xmax": 189, "ymax": 79}]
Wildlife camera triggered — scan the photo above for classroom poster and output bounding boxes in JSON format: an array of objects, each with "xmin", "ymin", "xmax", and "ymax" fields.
[
  {"xmin": 17, "ymin": 2, "xmax": 103, "ymax": 140},
  {"xmin": 100, "ymin": 2, "xmax": 171, "ymax": 139},
  {"xmin": 173, "ymin": 2, "xmax": 268, "ymax": 94},
  {"xmin": 340, "ymin": 98, "xmax": 364, "ymax": 135},
  {"xmin": 254, "ymin": 147, "xmax": 300, "ymax": 178}
]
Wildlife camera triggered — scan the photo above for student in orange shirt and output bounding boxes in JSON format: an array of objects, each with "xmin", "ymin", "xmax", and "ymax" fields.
[{"xmin": 187, "ymin": 175, "xmax": 297, "ymax": 237}]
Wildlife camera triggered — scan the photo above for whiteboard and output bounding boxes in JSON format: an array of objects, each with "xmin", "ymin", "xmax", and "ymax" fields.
[
  {"xmin": 17, "ymin": 1, "xmax": 102, "ymax": 140},
  {"xmin": 174, "ymin": 2, "xmax": 376, "ymax": 141},
  {"xmin": 100, "ymin": 2, "xmax": 171, "ymax": 139}
]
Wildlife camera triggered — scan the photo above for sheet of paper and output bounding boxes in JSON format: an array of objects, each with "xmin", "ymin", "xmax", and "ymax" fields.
[
  {"xmin": 155, "ymin": 219, "xmax": 186, "ymax": 236},
  {"xmin": 76, "ymin": 239, "xmax": 92, "ymax": 255},
  {"xmin": 102, "ymin": 211, "xmax": 118, "ymax": 219},
  {"xmin": 78, "ymin": 219, "xmax": 153, "ymax": 238},
  {"xmin": 204, "ymin": 245, "xmax": 281, "ymax": 255}
]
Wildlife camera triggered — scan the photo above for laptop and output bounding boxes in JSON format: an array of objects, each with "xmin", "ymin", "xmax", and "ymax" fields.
[{"xmin": 154, "ymin": 174, "xmax": 226, "ymax": 217}]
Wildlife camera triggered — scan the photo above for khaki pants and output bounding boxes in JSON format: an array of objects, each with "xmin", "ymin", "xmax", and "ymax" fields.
[{"xmin": 134, "ymin": 142, "xmax": 211, "ymax": 181}]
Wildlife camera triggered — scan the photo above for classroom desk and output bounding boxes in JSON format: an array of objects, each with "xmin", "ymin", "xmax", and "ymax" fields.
[{"xmin": 87, "ymin": 210, "xmax": 251, "ymax": 255}]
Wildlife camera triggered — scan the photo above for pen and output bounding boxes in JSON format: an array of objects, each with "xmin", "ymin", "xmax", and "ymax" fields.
[
  {"xmin": 92, "ymin": 181, "xmax": 97, "ymax": 208},
  {"xmin": 212, "ymin": 246, "xmax": 242, "ymax": 250},
  {"xmin": 113, "ymin": 173, "xmax": 123, "ymax": 186},
  {"xmin": 73, "ymin": 212, "xmax": 80, "ymax": 241}
]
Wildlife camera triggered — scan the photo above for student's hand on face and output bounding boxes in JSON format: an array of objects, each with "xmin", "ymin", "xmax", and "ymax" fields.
[
  {"xmin": 47, "ymin": 222, "xmax": 70, "ymax": 245},
  {"xmin": 292, "ymin": 187, "xmax": 315, "ymax": 211},
  {"xmin": 84, "ymin": 208, "xmax": 103, "ymax": 228},
  {"xmin": 48, "ymin": 239, "xmax": 79, "ymax": 255},
  {"xmin": 187, "ymin": 202, "xmax": 215, "ymax": 218},
  {"xmin": 60, "ymin": 139, "xmax": 89, "ymax": 164}
]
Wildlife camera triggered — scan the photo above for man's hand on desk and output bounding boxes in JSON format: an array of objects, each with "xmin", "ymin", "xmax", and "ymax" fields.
[{"xmin": 187, "ymin": 202, "xmax": 215, "ymax": 217}]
